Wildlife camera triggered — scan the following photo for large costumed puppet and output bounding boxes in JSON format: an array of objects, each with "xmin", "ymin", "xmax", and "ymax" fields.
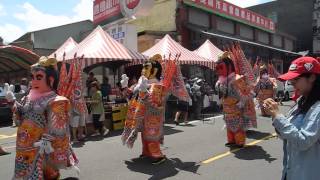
[
  {"xmin": 253, "ymin": 62, "xmax": 278, "ymax": 116},
  {"xmin": 215, "ymin": 46, "xmax": 257, "ymax": 148},
  {"xmin": 7, "ymin": 56, "xmax": 79, "ymax": 180},
  {"xmin": 121, "ymin": 54, "xmax": 189, "ymax": 165}
]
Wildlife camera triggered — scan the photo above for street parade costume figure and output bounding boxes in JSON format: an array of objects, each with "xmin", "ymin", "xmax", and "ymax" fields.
[
  {"xmin": 8, "ymin": 57, "xmax": 78, "ymax": 180},
  {"xmin": 215, "ymin": 51, "xmax": 257, "ymax": 148},
  {"xmin": 121, "ymin": 54, "xmax": 189, "ymax": 165},
  {"xmin": 254, "ymin": 65, "xmax": 277, "ymax": 116}
]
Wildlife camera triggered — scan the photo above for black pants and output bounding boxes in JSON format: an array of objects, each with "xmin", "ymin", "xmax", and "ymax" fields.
[{"xmin": 92, "ymin": 114, "xmax": 103, "ymax": 132}]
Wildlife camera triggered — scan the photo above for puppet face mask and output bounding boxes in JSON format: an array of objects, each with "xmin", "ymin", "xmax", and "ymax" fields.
[
  {"xmin": 31, "ymin": 70, "xmax": 51, "ymax": 93},
  {"xmin": 216, "ymin": 63, "xmax": 228, "ymax": 77},
  {"xmin": 142, "ymin": 62, "xmax": 158, "ymax": 79}
]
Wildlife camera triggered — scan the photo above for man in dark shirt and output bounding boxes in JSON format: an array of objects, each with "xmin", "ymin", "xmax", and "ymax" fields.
[{"xmin": 101, "ymin": 77, "xmax": 111, "ymax": 101}]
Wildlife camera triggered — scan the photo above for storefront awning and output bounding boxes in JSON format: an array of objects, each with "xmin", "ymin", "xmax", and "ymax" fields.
[
  {"xmin": 141, "ymin": 34, "xmax": 215, "ymax": 70},
  {"xmin": 0, "ymin": 45, "xmax": 39, "ymax": 74},
  {"xmin": 193, "ymin": 39, "xmax": 223, "ymax": 63},
  {"xmin": 49, "ymin": 37, "xmax": 78, "ymax": 60},
  {"xmin": 188, "ymin": 25, "xmax": 302, "ymax": 56},
  {"xmin": 64, "ymin": 26, "xmax": 148, "ymax": 71}
]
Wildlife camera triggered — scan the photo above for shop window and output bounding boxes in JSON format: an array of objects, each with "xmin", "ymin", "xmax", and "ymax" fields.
[
  {"xmin": 112, "ymin": 28, "xmax": 116, "ymax": 34},
  {"xmin": 118, "ymin": 26, "xmax": 122, "ymax": 32}
]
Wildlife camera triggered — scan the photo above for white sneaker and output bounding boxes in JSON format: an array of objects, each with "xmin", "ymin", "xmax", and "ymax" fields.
[
  {"xmin": 100, "ymin": 128, "xmax": 109, "ymax": 136},
  {"xmin": 91, "ymin": 131, "xmax": 100, "ymax": 136}
]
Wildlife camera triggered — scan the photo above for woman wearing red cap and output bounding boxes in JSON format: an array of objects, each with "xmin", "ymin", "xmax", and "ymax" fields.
[{"xmin": 263, "ymin": 56, "xmax": 320, "ymax": 180}]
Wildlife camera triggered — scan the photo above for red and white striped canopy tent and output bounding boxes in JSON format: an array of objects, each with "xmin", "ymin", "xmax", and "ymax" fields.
[
  {"xmin": 193, "ymin": 39, "xmax": 223, "ymax": 64},
  {"xmin": 49, "ymin": 37, "xmax": 78, "ymax": 60},
  {"xmin": 64, "ymin": 26, "xmax": 147, "ymax": 70},
  {"xmin": 140, "ymin": 34, "xmax": 214, "ymax": 70}
]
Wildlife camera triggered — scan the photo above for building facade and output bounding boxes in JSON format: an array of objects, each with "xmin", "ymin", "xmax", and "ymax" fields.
[
  {"xmin": 249, "ymin": 0, "xmax": 315, "ymax": 55},
  {"xmin": 11, "ymin": 20, "xmax": 94, "ymax": 56},
  {"xmin": 108, "ymin": 0, "xmax": 298, "ymax": 74},
  {"xmin": 176, "ymin": 0, "xmax": 299, "ymax": 73},
  {"xmin": 313, "ymin": 0, "xmax": 320, "ymax": 55}
]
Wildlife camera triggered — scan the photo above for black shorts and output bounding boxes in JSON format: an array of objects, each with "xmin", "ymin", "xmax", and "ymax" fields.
[{"xmin": 176, "ymin": 101, "xmax": 189, "ymax": 112}]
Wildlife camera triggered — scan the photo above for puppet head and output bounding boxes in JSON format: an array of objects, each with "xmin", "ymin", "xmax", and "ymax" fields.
[
  {"xmin": 216, "ymin": 52, "xmax": 235, "ymax": 77},
  {"xmin": 141, "ymin": 54, "xmax": 162, "ymax": 80},
  {"xmin": 30, "ymin": 56, "xmax": 59, "ymax": 93},
  {"xmin": 259, "ymin": 64, "xmax": 269, "ymax": 79}
]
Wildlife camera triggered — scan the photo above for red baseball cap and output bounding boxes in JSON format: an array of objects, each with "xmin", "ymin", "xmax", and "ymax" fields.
[{"xmin": 278, "ymin": 56, "xmax": 320, "ymax": 81}]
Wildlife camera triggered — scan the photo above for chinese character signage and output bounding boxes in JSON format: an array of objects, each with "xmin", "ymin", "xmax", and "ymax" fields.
[
  {"xmin": 93, "ymin": 0, "xmax": 122, "ymax": 25},
  {"xmin": 185, "ymin": 0, "xmax": 275, "ymax": 32},
  {"xmin": 93, "ymin": 0, "xmax": 154, "ymax": 25}
]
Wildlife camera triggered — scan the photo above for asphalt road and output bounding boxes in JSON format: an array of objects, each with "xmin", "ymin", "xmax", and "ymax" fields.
[{"xmin": 0, "ymin": 101, "xmax": 294, "ymax": 180}]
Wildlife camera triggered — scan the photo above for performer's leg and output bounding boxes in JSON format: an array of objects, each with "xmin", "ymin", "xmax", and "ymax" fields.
[
  {"xmin": 141, "ymin": 134, "xmax": 166, "ymax": 164},
  {"xmin": 141, "ymin": 134, "xmax": 149, "ymax": 157},
  {"xmin": 146, "ymin": 141, "xmax": 163, "ymax": 158},
  {"xmin": 183, "ymin": 111, "xmax": 189, "ymax": 124},
  {"xmin": 77, "ymin": 126, "xmax": 86, "ymax": 141},
  {"xmin": 92, "ymin": 114, "xmax": 101, "ymax": 132},
  {"xmin": 225, "ymin": 129, "xmax": 235, "ymax": 146},
  {"xmin": 234, "ymin": 129, "xmax": 246, "ymax": 147},
  {"xmin": 71, "ymin": 127, "xmax": 78, "ymax": 142},
  {"xmin": 146, "ymin": 141, "xmax": 166, "ymax": 165},
  {"xmin": 44, "ymin": 165, "xmax": 60, "ymax": 180},
  {"xmin": 174, "ymin": 111, "xmax": 181, "ymax": 125}
]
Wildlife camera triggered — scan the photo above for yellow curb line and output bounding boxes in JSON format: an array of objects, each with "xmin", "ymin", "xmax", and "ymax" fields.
[
  {"xmin": 0, "ymin": 133, "xmax": 17, "ymax": 140},
  {"xmin": 202, "ymin": 133, "xmax": 277, "ymax": 164},
  {"xmin": 3, "ymin": 145, "xmax": 16, "ymax": 150}
]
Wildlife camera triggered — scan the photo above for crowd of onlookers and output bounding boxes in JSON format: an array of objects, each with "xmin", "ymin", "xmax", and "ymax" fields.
[{"xmin": 173, "ymin": 77, "xmax": 220, "ymax": 125}]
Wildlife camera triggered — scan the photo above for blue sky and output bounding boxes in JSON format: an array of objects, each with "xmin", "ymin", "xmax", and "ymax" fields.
[{"xmin": 0, "ymin": 0, "xmax": 273, "ymax": 43}]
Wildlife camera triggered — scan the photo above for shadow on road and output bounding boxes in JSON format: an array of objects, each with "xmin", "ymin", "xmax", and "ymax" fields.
[
  {"xmin": 163, "ymin": 125, "xmax": 184, "ymax": 136},
  {"xmin": 246, "ymin": 130, "xmax": 273, "ymax": 140},
  {"xmin": 125, "ymin": 157, "xmax": 200, "ymax": 180},
  {"xmin": 232, "ymin": 145, "xmax": 277, "ymax": 163},
  {"xmin": 0, "ymin": 119, "xmax": 12, "ymax": 128}
]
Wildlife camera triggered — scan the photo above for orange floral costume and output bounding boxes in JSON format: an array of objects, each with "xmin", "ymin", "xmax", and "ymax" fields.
[
  {"xmin": 13, "ymin": 93, "xmax": 78, "ymax": 180},
  {"xmin": 216, "ymin": 48, "xmax": 256, "ymax": 146},
  {"xmin": 122, "ymin": 54, "xmax": 189, "ymax": 160},
  {"xmin": 217, "ymin": 74, "xmax": 257, "ymax": 146},
  {"xmin": 10, "ymin": 56, "xmax": 78, "ymax": 180}
]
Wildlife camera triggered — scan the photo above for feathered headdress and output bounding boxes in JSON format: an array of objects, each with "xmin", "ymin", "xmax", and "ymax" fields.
[
  {"xmin": 222, "ymin": 43, "xmax": 255, "ymax": 86},
  {"xmin": 149, "ymin": 54, "xmax": 162, "ymax": 62},
  {"xmin": 31, "ymin": 56, "xmax": 58, "ymax": 72}
]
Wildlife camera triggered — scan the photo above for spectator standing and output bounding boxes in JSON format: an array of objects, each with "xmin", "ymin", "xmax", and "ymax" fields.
[
  {"xmin": 89, "ymin": 81, "xmax": 109, "ymax": 136},
  {"xmin": 174, "ymin": 78, "xmax": 192, "ymax": 125},
  {"xmin": 20, "ymin": 78, "xmax": 29, "ymax": 94},
  {"xmin": 101, "ymin": 77, "xmax": 111, "ymax": 101},
  {"xmin": 191, "ymin": 78, "xmax": 204, "ymax": 120},
  {"xmin": 86, "ymin": 72, "xmax": 98, "ymax": 96},
  {"xmin": 276, "ymin": 80, "xmax": 285, "ymax": 105},
  {"xmin": 264, "ymin": 57, "xmax": 320, "ymax": 180},
  {"xmin": 70, "ymin": 109, "xmax": 86, "ymax": 142}
]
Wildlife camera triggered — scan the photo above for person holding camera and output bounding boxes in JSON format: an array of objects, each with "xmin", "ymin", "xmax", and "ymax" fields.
[{"xmin": 264, "ymin": 57, "xmax": 320, "ymax": 180}]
